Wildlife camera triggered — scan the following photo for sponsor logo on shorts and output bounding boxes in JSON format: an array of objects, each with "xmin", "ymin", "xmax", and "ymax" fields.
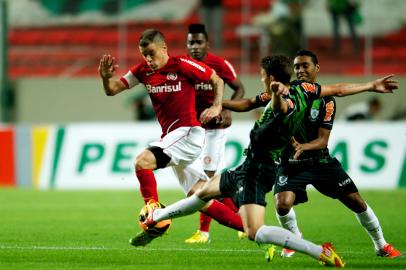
[
  {"xmin": 338, "ymin": 178, "xmax": 352, "ymax": 187},
  {"xmin": 277, "ymin": 175, "xmax": 288, "ymax": 186}
]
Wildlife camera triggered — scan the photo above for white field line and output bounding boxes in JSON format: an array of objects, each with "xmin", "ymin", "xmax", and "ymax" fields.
[
  {"xmin": 0, "ymin": 245, "xmax": 365, "ymax": 255},
  {"xmin": 0, "ymin": 245, "xmax": 262, "ymax": 253}
]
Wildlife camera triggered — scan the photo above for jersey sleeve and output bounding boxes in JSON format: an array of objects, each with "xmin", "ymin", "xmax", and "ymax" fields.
[
  {"xmin": 255, "ymin": 92, "xmax": 295, "ymax": 117},
  {"xmin": 283, "ymin": 97, "xmax": 296, "ymax": 116},
  {"xmin": 320, "ymin": 97, "xmax": 336, "ymax": 130},
  {"xmin": 299, "ymin": 81, "xmax": 322, "ymax": 102},
  {"xmin": 255, "ymin": 92, "xmax": 271, "ymax": 107},
  {"xmin": 179, "ymin": 57, "xmax": 213, "ymax": 82},
  {"xmin": 120, "ymin": 64, "xmax": 141, "ymax": 89},
  {"xmin": 273, "ymin": 90, "xmax": 296, "ymax": 117}
]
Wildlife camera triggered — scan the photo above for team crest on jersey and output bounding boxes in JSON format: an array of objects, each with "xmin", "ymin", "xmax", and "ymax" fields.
[
  {"xmin": 277, "ymin": 175, "xmax": 288, "ymax": 186},
  {"xmin": 167, "ymin": 72, "xmax": 178, "ymax": 81},
  {"xmin": 310, "ymin": 108, "xmax": 319, "ymax": 121}
]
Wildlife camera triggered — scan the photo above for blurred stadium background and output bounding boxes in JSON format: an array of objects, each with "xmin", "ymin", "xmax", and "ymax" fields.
[
  {"xmin": 0, "ymin": 0, "xmax": 404, "ymax": 190},
  {"xmin": 0, "ymin": 1, "xmax": 405, "ymax": 269}
]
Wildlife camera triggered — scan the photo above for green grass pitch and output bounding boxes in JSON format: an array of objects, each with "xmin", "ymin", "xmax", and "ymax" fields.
[{"xmin": 1, "ymin": 188, "xmax": 405, "ymax": 269}]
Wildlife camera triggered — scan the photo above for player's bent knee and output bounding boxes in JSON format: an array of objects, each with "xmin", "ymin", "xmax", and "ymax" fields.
[
  {"xmin": 134, "ymin": 149, "xmax": 161, "ymax": 170},
  {"xmin": 276, "ymin": 204, "xmax": 292, "ymax": 216},
  {"xmin": 189, "ymin": 180, "xmax": 206, "ymax": 194},
  {"xmin": 275, "ymin": 195, "xmax": 294, "ymax": 215},
  {"xmin": 134, "ymin": 156, "xmax": 149, "ymax": 170},
  {"xmin": 276, "ymin": 199, "xmax": 293, "ymax": 215},
  {"xmin": 196, "ymin": 178, "xmax": 220, "ymax": 201},
  {"xmin": 146, "ymin": 146, "xmax": 170, "ymax": 169},
  {"xmin": 196, "ymin": 188, "xmax": 213, "ymax": 202}
]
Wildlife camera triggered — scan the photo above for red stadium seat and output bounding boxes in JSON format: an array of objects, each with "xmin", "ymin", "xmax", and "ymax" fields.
[{"xmin": 7, "ymin": 11, "xmax": 406, "ymax": 78}]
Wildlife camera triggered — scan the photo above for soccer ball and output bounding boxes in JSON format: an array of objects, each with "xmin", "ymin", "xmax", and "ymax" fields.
[{"xmin": 138, "ymin": 203, "xmax": 171, "ymax": 237}]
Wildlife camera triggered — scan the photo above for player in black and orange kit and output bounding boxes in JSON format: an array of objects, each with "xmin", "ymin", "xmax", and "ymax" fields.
[
  {"xmin": 273, "ymin": 50, "xmax": 402, "ymax": 258},
  {"xmin": 184, "ymin": 24, "xmax": 246, "ymax": 244}
]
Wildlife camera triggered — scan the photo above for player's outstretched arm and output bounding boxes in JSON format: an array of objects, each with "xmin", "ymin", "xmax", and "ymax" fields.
[
  {"xmin": 99, "ymin": 54, "xmax": 128, "ymax": 96},
  {"xmin": 200, "ymin": 73, "xmax": 224, "ymax": 124},
  {"xmin": 223, "ymin": 96, "xmax": 259, "ymax": 112},
  {"xmin": 270, "ymin": 82, "xmax": 290, "ymax": 113},
  {"xmin": 228, "ymin": 78, "xmax": 246, "ymax": 101},
  {"xmin": 320, "ymin": 74, "xmax": 399, "ymax": 97},
  {"xmin": 219, "ymin": 78, "xmax": 246, "ymax": 127}
]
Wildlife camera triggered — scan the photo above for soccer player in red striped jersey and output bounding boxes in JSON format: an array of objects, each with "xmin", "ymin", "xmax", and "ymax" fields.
[
  {"xmin": 99, "ymin": 29, "xmax": 246, "ymax": 246},
  {"xmin": 184, "ymin": 24, "xmax": 246, "ymax": 244}
]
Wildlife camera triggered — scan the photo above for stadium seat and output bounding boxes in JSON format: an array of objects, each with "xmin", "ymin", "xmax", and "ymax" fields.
[{"xmin": 7, "ymin": 3, "xmax": 406, "ymax": 78}]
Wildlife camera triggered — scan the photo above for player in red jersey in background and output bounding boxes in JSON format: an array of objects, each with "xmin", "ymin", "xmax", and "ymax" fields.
[
  {"xmin": 98, "ymin": 29, "xmax": 246, "ymax": 246},
  {"xmin": 184, "ymin": 24, "xmax": 246, "ymax": 244}
]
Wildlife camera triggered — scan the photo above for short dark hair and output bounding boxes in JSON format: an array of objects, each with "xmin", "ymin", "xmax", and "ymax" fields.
[
  {"xmin": 260, "ymin": 55, "xmax": 292, "ymax": 84},
  {"xmin": 139, "ymin": 29, "xmax": 165, "ymax": 47},
  {"xmin": 295, "ymin": 49, "xmax": 318, "ymax": 65},
  {"xmin": 188, "ymin": 24, "xmax": 208, "ymax": 40}
]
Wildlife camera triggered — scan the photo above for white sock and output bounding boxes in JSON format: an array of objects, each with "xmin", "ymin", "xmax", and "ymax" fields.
[
  {"xmin": 153, "ymin": 194, "xmax": 206, "ymax": 222},
  {"xmin": 355, "ymin": 204, "xmax": 387, "ymax": 250},
  {"xmin": 276, "ymin": 208, "xmax": 302, "ymax": 237},
  {"xmin": 254, "ymin": 225, "xmax": 322, "ymax": 259}
]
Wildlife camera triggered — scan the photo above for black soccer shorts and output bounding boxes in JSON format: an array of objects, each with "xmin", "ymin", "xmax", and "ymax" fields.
[
  {"xmin": 274, "ymin": 158, "xmax": 358, "ymax": 204},
  {"xmin": 220, "ymin": 157, "xmax": 276, "ymax": 207}
]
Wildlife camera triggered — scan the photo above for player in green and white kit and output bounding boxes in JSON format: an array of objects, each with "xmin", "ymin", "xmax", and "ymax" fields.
[{"xmin": 273, "ymin": 50, "xmax": 402, "ymax": 259}]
